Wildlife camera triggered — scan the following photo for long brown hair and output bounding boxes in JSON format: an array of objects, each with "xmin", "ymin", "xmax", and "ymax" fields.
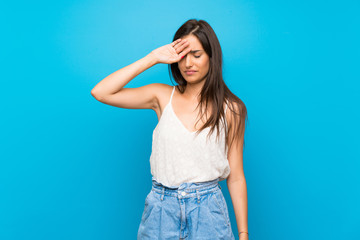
[{"xmin": 168, "ymin": 19, "xmax": 248, "ymax": 152}]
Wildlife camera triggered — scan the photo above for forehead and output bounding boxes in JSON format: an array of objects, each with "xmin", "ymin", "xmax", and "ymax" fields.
[{"xmin": 182, "ymin": 35, "xmax": 204, "ymax": 51}]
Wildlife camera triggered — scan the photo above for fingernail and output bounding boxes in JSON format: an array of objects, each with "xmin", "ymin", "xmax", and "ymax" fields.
[{"xmin": 181, "ymin": 56, "xmax": 184, "ymax": 59}]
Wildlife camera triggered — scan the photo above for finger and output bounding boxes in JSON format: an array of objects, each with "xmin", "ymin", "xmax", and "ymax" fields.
[
  {"xmin": 175, "ymin": 41, "xmax": 190, "ymax": 54},
  {"xmin": 178, "ymin": 46, "xmax": 192, "ymax": 59},
  {"xmin": 173, "ymin": 39, "xmax": 188, "ymax": 50},
  {"xmin": 171, "ymin": 39, "xmax": 182, "ymax": 47},
  {"xmin": 174, "ymin": 40, "xmax": 188, "ymax": 52}
]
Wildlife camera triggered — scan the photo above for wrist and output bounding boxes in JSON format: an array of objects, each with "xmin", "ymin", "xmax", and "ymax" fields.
[{"xmin": 145, "ymin": 52, "xmax": 158, "ymax": 66}]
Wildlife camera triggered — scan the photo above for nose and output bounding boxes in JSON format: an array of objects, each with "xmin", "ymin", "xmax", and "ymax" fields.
[{"xmin": 185, "ymin": 54, "xmax": 193, "ymax": 68}]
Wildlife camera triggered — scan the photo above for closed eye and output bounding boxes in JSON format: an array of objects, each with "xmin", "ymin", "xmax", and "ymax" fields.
[{"xmin": 194, "ymin": 55, "xmax": 201, "ymax": 58}]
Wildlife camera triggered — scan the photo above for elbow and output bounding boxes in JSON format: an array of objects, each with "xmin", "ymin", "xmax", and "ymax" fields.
[
  {"xmin": 90, "ymin": 89, "xmax": 97, "ymax": 97},
  {"xmin": 91, "ymin": 89, "xmax": 103, "ymax": 101}
]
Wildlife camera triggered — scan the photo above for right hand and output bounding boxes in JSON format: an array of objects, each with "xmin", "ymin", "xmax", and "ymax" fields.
[{"xmin": 150, "ymin": 39, "xmax": 191, "ymax": 64}]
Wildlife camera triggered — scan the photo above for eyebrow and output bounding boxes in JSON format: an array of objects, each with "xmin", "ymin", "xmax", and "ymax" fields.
[{"xmin": 190, "ymin": 50, "xmax": 203, "ymax": 53}]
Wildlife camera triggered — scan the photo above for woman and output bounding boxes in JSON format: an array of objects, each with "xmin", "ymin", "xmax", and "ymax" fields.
[{"xmin": 91, "ymin": 19, "xmax": 248, "ymax": 240}]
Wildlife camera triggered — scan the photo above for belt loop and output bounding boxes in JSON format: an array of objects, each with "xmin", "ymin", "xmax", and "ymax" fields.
[
  {"xmin": 196, "ymin": 189, "xmax": 200, "ymax": 203},
  {"xmin": 160, "ymin": 187, "xmax": 165, "ymax": 201}
]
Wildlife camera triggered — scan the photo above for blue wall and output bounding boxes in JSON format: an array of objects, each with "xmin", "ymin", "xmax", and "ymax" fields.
[{"xmin": 1, "ymin": 0, "xmax": 359, "ymax": 239}]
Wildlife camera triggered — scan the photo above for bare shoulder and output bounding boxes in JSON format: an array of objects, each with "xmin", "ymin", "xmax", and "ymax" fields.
[
  {"xmin": 224, "ymin": 99, "xmax": 241, "ymax": 126},
  {"xmin": 152, "ymin": 83, "xmax": 175, "ymax": 119}
]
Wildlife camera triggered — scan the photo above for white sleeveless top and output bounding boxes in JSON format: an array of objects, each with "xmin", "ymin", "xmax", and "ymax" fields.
[{"xmin": 149, "ymin": 86, "xmax": 231, "ymax": 187}]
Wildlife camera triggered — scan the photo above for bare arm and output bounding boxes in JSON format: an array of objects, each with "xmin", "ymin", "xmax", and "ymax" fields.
[
  {"xmin": 90, "ymin": 53, "xmax": 159, "ymax": 109},
  {"xmin": 91, "ymin": 53, "xmax": 157, "ymax": 98},
  {"xmin": 226, "ymin": 104, "xmax": 249, "ymax": 240},
  {"xmin": 90, "ymin": 38, "xmax": 191, "ymax": 110}
]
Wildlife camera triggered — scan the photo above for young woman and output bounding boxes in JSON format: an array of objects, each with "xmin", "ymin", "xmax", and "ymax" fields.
[{"xmin": 91, "ymin": 19, "xmax": 248, "ymax": 240}]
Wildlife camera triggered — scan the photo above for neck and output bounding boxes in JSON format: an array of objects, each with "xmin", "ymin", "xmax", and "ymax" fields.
[{"xmin": 183, "ymin": 80, "xmax": 206, "ymax": 102}]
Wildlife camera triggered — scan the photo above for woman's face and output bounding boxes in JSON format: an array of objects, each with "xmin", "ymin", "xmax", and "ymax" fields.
[{"xmin": 178, "ymin": 34, "xmax": 210, "ymax": 83}]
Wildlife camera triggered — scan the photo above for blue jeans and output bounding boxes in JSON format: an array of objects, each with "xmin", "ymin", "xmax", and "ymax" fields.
[{"xmin": 137, "ymin": 177, "xmax": 235, "ymax": 240}]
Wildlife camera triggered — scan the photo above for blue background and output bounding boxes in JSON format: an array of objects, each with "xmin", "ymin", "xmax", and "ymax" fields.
[{"xmin": 1, "ymin": 0, "xmax": 359, "ymax": 239}]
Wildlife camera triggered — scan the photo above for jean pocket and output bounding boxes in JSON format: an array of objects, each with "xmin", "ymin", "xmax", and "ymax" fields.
[
  {"xmin": 141, "ymin": 190, "xmax": 154, "ymax": 222},
  {"xmin": 144, "ymin": 190, "xmax": 153, "ymax": 206},
  {"xmin": 212, "ymin": 190, "xmax": 231, "ymax": 226}
]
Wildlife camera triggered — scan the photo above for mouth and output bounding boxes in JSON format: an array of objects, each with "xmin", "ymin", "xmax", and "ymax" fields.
[{"xmin": 185, "ymin": 71, "xmax": 197, "ymax": 75}]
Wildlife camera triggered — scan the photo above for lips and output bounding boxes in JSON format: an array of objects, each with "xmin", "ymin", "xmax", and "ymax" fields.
[
  {"xmin": 185, "ymin": 71, "xmax": 197, "ymax": 76},
  {"xmin": 185, "ymin": 70, "xmax": 197, "ymax": 74}
]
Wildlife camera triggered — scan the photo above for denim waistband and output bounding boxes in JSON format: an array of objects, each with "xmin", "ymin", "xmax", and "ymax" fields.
[{"xmin": 151, "ymin": 176, "xmax": 221, "ymax": 199}]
